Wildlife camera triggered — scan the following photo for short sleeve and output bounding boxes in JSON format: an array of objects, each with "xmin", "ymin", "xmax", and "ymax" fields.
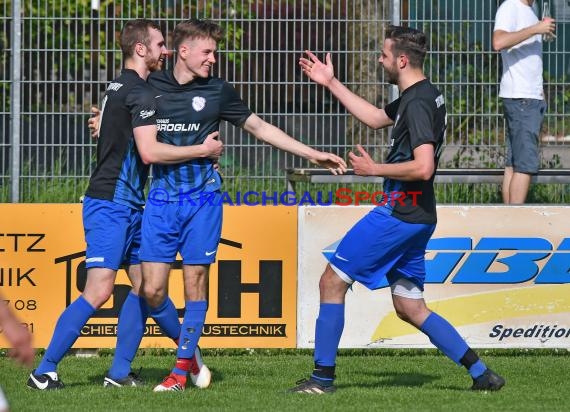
[
  {"xmin": 126, "ymin": 84, "xmax": 157, "ymax": 129},
  {"xmin": 494, "ymin": 2, "xmax": 515, "ymax": 32},
  {"xmin": 384, "ymin": 98, "xmax": 400, "ymax": 121},
  {"xmin": 405, "ymin": 98, "xmax": 437, "ymax": 150},
  {"xmin": 219, "ymin": 82, "xmax": 253, "ymax": 126}
]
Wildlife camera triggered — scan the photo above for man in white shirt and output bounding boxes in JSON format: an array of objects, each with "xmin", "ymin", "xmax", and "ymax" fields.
[{"xmin": 492, "ymin": 0, "xmax": 556, "ymax": 204}]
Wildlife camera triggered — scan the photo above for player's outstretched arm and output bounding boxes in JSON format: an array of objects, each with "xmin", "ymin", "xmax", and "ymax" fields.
[
  {"xmin": 300, "ymin": 50, "xmax": 393, "ymax": 130},
  {"xmin": 243, "ymin": 113, "xmax": 346, "ymax": 175}
]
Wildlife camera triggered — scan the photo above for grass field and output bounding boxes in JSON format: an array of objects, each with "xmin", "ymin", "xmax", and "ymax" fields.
[{"xmin": 0, "ymin": 349, "xmax": 568, "ymax": 412}]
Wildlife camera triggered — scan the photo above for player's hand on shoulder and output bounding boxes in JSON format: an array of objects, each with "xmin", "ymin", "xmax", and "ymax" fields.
[
  {"xmin": 88, "ymin": 106, "xmax": 101, "ymax": 140},
  {"xmin": 311, "ymin": 152, "xmax": 347, "ymax": 175},
  {"xmin": 202, "ymin": 131, "xmax": 223, "ymax": 159}
]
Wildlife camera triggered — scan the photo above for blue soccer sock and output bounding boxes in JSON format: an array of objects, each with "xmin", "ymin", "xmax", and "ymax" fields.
[
  {"xmin": 420, "ymin": 312, "xmax": 487, "ymax": 378},
  {"xmin": 108, "ymin": 292, "xmax": 149, "ymax": 380},
  {"xmin": 173, "ymin": 300, "xmax": 207, "ymax": 375},
  {"xmin": 150, "ymin": 297, "xmax": 181, "ymax": 342},
  {"xmin": 36, "ymin": 295, "xmax": 95, "ymax": 375},
  {"xmin": 312, "ymin": 303, "xmax": 345, "ymax": 384}
]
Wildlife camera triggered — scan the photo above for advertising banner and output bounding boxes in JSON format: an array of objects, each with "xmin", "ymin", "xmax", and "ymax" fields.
[
  {"xmin": 298, "ymin": 205, "xmax": 570, "ymax": 348},
  {"xmin": 0, "ymin": 205, "xmax": 296, "ymax": 349}
]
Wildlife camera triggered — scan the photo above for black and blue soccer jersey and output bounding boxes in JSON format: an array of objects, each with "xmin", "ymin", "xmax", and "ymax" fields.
[
  {"xmin": 147, "ymin": 71, "xmax": 252, "ymax": 201},
  {"xmin": 381, "ymin": 79, "xmax": 446, "ymax": 224},
  {"xmin": 85, "ymin": 69, "xmax": 157, "ymax": 209}
]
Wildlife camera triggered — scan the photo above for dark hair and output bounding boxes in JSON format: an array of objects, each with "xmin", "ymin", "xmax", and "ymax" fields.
[
  {"xmin": 119, "ymin": 19, "xmax": 162, "ymax": 58},
  {"xmin": 173, "ymin": 19, "xmax": 225, "ymax": 51},
  {"xmin": 385, "ymin": 25, "xmax": 427, "ymax": 68}
]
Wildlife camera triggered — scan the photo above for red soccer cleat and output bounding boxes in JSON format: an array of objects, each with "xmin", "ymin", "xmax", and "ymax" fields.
[{"xmin": 153, "ymin": 373, "xmax": 186, "ymax": 392}]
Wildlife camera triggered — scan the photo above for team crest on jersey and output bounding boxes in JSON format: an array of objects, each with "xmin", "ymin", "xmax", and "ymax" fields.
[{"xmin": 192, "ymin": 96, "xmax": 206, "ymax": 112}]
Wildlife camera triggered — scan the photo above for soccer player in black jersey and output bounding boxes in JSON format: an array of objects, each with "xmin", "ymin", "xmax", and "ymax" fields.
[
  {"xmin": 290, "ymin": 25, "xmax": 505, "ymax": 394},
  {"xmin": 28, "ymin": 19, "xmax": 217, "ymax": 391},
  {"xmin": 134, "ymin": 19, "xmax": 347, "ymax": 392}
]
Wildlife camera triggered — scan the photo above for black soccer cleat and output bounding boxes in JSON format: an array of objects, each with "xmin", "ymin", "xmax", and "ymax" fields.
[
  {"xmin": 27, "ymin": 370, "xmax": 65, "ymax": 390},
  {"xmin": 103, "ymin": 370, "xmax": 144, "ymax": 387},
  {"xmin": 471, "ymin": 368, "xmax": 505, "ymax": 391},
  {"xmin": 289, "ymin": 378, "xmax": 336, "ymax": 394}
]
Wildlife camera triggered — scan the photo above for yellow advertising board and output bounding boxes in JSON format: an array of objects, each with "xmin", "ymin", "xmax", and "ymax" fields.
[{"xmin": 0, "ymin": 204, "xmax": 297, "ymax": 349}]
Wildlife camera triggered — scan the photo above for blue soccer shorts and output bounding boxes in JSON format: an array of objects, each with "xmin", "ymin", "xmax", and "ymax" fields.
[
  {"xmin": 139, "ymin": 191, "xmax": 223, "ymax": 265},
  {"xmin": 328, "ymin": 209, "xmax": 436, "ymax": 290},
  {"xmin": 82, "ymin": 196, "xmax": 143, "ymax": 270}
]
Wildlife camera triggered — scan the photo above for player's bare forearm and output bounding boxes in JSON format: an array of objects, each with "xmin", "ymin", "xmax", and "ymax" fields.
[
  {"xmin": 327, "ymin": 78, "xmax": 393, "ymax": 129},
  {"xmin": 243, "ymin": 114, "xmax": 346, "ymax": 174},
  {"xmin": 135, "ymin": 129, "xmax": 222, "ymax": 165},
  {"xmin": 349, "ymin": 144, "xmax": 434, "ymax": 181},
  {"xmin": 300, "ymin": 51, "xmax": 392, "ymax": 129},
  {"xmin": 243, "ymin": 114, "xmax": 314, "ymax": 158}
]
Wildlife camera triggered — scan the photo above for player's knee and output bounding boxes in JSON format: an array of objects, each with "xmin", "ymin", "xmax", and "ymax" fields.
[
  {"xmin": 393, "ymin": 303, "xmax": 428, "ymax": 328},
  {"xmin": 394, "ymin": 305, "xmax": 413, "ymax": 323},
  {"xmin": 143, "ymin": 284, "xmax": 166, "ymax": 307},
  {"xmin": 84, "ymin": 286, "xmax": 113, "ymax": 309},
  {"xmin": 393, "ymin": 299, "xmax": 415, "ymax": 322},
  {"xmin": 319, "ymin": 265, "xmax": 349, "ymax": 301},
  {"xmin": 319, "ymin": 268, "xmax": 337, "ymax": 293}
]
